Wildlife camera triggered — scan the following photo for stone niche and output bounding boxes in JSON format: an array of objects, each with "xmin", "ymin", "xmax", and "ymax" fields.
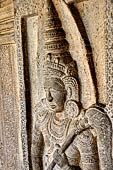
[{"xmin": 0, "ymin": 0, "xmax": 113, "ymax": 170}]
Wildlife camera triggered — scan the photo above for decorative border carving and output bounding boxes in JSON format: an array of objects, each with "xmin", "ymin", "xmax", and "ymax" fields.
[
  {"xmin": 14, "ymin": 1, "xmax": 39, "ymax": 170},
  {"xmin": 105, "ymin": 0, "xmax": 113, "ymax": 119},
  {"xmin": 14, "ymin": 0, "xmax": 113, "ymax": 169}
]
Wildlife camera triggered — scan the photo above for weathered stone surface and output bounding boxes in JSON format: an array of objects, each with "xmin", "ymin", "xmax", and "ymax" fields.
[
  {"xmin": 31, "ymin": 1, "xmax": 113, "ymax": 170},
  {"xmin": 0, "ymin": 0, "xmax": 112, "ymax": 170},
  {"xmin": 0, "ymin": 0, "xmax": 15, "ymax": 44},
  {"xmin": 105, "ymin": 0, "xmax": 113, "ymax": 119},
  {"xmin": 0, "ymin": 1, "xmax": 22, "ymax": 170},
  {"xmin": 76, "ymin": 0, "xmax": 107, "ymax": 104},
  {"xmin": 0, "ymin": 44, "xmax": 22, "ymax": 170}
]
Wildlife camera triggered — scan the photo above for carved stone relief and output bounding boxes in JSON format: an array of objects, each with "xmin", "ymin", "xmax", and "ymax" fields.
[
  {"xmin": 14, "ymin": 1, "xmax": 39, "ymax": 169},
  {"xmin": 0, "ymin": 0, "xmax": 112, "ymax": 170},
  {"xmin": 105, "ymin": 0, "xmax": 113, "ymax": 118},
  {"xmin": 105, "ymin": 0, "xmax": 113, "ymax": 158},
  {"xmin": 31, "ymin": 0, "xmax": 113, "ymax": 170},
  {"xmin": 0, "ymin": 1, "xmax": 22, "ymax": 170}
]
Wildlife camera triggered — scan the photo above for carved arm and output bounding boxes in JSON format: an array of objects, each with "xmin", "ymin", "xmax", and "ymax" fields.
[
  {"xmin": 86, "ymin": 106, "xmax": 113, "ymax": 170},
  {"xmin": 47, "ymin": 117, "xmax": 89, "ymax": 170},
  {"xmin": 53, "ymin": 148, "xmax": 81, "ymax": 170},
  {"xmin": 31, "ymin": 122, "xmax": 44, "ymax": 170}
]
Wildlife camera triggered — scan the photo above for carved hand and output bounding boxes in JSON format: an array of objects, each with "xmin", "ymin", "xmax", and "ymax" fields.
[
  {"xmin": 53, "ymin": 149, "xmax": 81, "ymax": 170},
  {"xmin": 53, "ymin": 148, "xmax": 69, "ymax": 168}
]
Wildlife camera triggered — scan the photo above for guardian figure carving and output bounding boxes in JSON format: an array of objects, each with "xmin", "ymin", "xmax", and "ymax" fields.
[{"xmin": 31, "ymin": 0, "xmax": 112, "ymax": 170}]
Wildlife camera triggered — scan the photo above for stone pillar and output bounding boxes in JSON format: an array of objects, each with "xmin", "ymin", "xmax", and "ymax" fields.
[{"xmin": 0, "ymin": 0, "xmax": 22, "ymax": 170}]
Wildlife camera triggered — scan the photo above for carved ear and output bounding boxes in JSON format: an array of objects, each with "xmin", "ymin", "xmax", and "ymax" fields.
[
  {"xmin": 62, "ymin": 76, "xmax": 79, "ymax": 102},
  {"xmin": 65, "ymin": 100, "xmax": 80, "ymax": 118}
]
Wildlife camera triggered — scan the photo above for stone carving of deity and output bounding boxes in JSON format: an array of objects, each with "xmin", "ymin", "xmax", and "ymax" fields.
[{"xmin": 31, "ymin": 0, "xmax": 113, "ymax": 170}]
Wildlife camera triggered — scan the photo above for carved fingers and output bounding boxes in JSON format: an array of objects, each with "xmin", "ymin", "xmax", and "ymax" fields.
[{"xmin": 53, "ymin": 149, "xmax": 69, "ymax": 168}]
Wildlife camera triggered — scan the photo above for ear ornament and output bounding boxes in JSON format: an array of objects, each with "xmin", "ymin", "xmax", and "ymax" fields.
[{"xmin": 65, "ymin": 100, "xmax": 79, "ymax": 119}]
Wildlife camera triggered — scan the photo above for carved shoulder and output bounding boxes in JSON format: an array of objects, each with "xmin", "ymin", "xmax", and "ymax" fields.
[{"xmin": 86, "ymin": 105, "xmax": 111, "ymax": 128}]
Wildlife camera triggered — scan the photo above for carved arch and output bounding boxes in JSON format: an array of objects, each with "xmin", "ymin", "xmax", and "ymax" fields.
[{"xmin": 52, "ymin": 0, "xmax": 96, "ymax": 109}]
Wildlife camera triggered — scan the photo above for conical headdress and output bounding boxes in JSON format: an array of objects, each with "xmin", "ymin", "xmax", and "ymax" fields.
[{"xmin": 43, "ymin": 0, "xmax": 77, "ymax": 79}]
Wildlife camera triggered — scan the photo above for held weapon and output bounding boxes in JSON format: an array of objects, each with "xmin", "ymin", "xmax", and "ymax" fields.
[{"xmin": 47, "ymin": 117, "xmax": 90, "ymax": 170}]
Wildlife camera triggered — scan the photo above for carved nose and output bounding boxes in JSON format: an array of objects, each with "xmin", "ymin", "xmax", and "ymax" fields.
[{"xmin": 47, "ymin": 91, "xmax": 53, "ymax": 102}]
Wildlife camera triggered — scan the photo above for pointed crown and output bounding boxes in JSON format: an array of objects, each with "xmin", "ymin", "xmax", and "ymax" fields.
[{"xmin": 43, "ymin": 0, "xmax": 77, "ymax": 79}]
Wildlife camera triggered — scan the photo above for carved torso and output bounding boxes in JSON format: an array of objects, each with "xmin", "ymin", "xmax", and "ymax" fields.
[
  {"xmin": 35, "ymin": 99, "xmax": 73, "ymax": 169},
  {"xmin": 31, "ymin": 1, "xmax": 113, "ymax": 170},
  {"xmin": 33, "ymin": 99, "xmax": 113, "ymax": 170}
]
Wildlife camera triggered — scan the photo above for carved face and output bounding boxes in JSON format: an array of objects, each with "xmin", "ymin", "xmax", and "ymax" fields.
[{"xmin": 44, "ymin": 78, "xmax": 66, "ymax": 112}]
